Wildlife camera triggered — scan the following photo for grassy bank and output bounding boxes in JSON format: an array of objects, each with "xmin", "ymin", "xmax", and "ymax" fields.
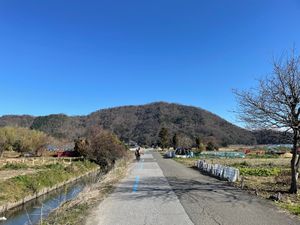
[
  {"xmin": 42, "ymin": 156, "xmax": 131, "ymax": 225},
  {"xmin": 0, "ymin": 160, "xmax": 98, "ymax": 206},
  {"xmin": 174, "ymin": 157, "xmax": 300, "ymax": 217}
]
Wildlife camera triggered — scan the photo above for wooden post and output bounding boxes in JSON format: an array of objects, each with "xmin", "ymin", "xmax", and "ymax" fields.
[{"xmin": 241, "ymin": 176, "xmax": 245, "ymax": 189}]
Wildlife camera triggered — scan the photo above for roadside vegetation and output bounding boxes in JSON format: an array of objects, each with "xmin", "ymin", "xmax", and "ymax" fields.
[
  {"xmin": 74, "ymin": 126, "xmax": 128, "ymax": 169},
  {"xmin": 41, "ymin": 157, "xmax": 131, "ymax": 225},
  {"xmin": 0, "ymin": 122, "xmax": 129, "ymax": 221}
]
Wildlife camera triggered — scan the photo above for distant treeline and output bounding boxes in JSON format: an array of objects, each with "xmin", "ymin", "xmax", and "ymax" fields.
[
  {"xmin": 252, "ymin": 129, "xmax": 292, "ymax": 145},
  {"xmin": 0, "ymin": 126, "xmax": 50, "ymax": 157}
]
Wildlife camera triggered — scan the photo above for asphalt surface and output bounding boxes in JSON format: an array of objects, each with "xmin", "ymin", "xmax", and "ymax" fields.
[
  {"xmin": 86, "ymin": 152, "xmax": 193, "ymax": 225},
  {"xmin": 86, "ymin": 151, "xmax": 300, "ymax": 225}
]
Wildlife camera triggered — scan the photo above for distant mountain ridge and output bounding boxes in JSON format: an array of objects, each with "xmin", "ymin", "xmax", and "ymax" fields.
[
  {"xmin": 0, "ymin": 102, "xmax": 291, "ymax": 145},
  {"xmin": 0, "ymin": 115, "xmax": 35, "ymax": 128}
]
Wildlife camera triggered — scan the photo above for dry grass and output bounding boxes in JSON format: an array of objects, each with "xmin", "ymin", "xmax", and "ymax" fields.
[
  {"xmin": 173, "ymin": 158, "xmax": 196, "ymax": 167},
  {"xmin": 0, "ymin": 169, "xmax": 38, "ymax": 182},
  {"xmin": 174, "ymin": 157, "xmax": 291, "ymax": 168},
  {"xmin": 236, "ymin": 174, "xmax": 300, "ymax": 217},
  {"xmin": 1, "ymin": 151, "xmax": 21, "ymax": 158},
  {"xmin": 72, "ymin": 158, "xmax": 130, "ymax": 207},
  {"xmin": 42, "ymin": 155, "xmax": 133, "ymax": 225},
  {"xmin": 0, "ymin": 157, "xmax": 86, "ymax": 183},
  {"xmin": 202, "ymin": 158, "xmax": 290, "ymax": 167},
  {"xmin": 0, "ymin": 157, "xmax": 82, "ymax": 168}
]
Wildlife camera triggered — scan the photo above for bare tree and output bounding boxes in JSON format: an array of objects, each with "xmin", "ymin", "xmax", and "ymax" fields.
[{"xmin": 234, "ymin": 49, "xmax": 300, "ymax": 193}]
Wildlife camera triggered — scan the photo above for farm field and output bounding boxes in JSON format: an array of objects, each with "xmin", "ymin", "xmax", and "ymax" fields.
[
  {"xmin": 173, "ymin": 156, "xmax": 300, "ymax": 216},
  {"xmin": 0, "ymin": 151, "xmax": 84, "ymax": 181},
  {"xmin": 0, "ymin": 152, "xmax": 98, "ymax": 207}
]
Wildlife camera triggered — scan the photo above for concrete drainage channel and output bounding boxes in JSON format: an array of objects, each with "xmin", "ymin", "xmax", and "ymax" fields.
[
  {"xmin": 195, "ymin": 160, "xmax": 240, "ymax": 182},
  {"xmin": 0, "ymin": 169, "xmax": 101, "ymax": 225}
]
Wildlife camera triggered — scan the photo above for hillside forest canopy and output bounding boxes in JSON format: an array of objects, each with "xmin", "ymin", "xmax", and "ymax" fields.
[{"xmin": 0, "ymin": 102, "xmax": 292, "ymax": 148}]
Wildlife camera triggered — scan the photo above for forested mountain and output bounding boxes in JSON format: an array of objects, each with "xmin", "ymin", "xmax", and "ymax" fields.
[
  {"xmin": 0, "ymin": 102, "xmax": 290, "ymax": 146},
  {"xmin": 0, "ymin": 115, "xmax": 35, "ymax": 128},
  {"xmin": 86, "ymin": 102, "xmax": 256, "ymax": 145},
  {"xmin": 30, "ymin": 114, "xmax": 87, "ymax": 139}
]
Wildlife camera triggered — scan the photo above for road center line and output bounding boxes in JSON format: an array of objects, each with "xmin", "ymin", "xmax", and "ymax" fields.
[{"xmin": 132, "ymin": 176, "xmax": 140, "ymax": 193}]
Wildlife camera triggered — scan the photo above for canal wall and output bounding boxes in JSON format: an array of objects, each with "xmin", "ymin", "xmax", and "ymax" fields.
[{"xmin": 0, "ymin": 168, "xmax": 100, "ymax": 214}]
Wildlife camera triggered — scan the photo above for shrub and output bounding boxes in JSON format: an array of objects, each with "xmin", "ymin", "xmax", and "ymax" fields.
[
  {"xmin": 75, "ymin": 127, "xmax": 127, "ymax": 169},
  {"xmin": 206, "ymin": 141, "xmax": 218, "ymax": 151},
  {"xmin": 232, "ymin": 161, "xmax": 249, "ymax": 168}
]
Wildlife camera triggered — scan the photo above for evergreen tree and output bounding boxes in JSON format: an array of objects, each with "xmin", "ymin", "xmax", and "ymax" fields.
[
  {"xmin": 158, "ymin": 127, "xmax": 169, "ymax": 149},
  {"xmin": 195, "ymin": 137, "xmax": 201, "ymax": 149},
  {"xmin": 172, "ymin": 133, "xmax": 179, "ymax": 149},
  {"xmin": 195, "ymin": 137, "xmax": 205, "ymax": 152}
]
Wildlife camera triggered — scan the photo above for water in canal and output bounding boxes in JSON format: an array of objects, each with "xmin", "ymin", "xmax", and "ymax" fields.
[{"xmin": 0, "ymin": 173, "xmax": 100, "ymax": 225}]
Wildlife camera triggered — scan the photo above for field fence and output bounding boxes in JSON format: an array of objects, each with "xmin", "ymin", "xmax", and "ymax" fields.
[{"xmin": 0, "ymin": 157, "xmax": 83, "ymax": 167}]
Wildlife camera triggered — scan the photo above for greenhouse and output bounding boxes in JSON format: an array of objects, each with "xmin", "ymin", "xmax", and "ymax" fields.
[{"xmin": 199, "ymin": 151, "xmax": 246, "ymax": 158}]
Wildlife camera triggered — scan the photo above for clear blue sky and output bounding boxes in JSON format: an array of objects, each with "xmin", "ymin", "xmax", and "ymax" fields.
[{"xmin": 0, "ymin": 0, "xmax": 299, "ymax": 125}]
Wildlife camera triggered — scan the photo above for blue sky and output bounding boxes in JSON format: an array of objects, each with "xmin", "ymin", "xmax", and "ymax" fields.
[{"xmin": 0, "ymin": 0, "xmax": 300, "ymax": 125}]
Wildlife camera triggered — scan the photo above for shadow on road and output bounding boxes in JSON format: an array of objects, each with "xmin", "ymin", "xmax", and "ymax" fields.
[{"xmin": 111, "ymin": 175, "xmax": 257, "ymax": 208}]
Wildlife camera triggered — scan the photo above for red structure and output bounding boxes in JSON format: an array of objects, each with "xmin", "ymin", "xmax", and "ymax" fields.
[{"xmin": 55, "ymin": 151, "xmax": 80, "ymax": 157}]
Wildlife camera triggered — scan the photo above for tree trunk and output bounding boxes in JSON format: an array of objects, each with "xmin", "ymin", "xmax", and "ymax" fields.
[
  {"xmin": 290, "ymin": 130, "xmax": 299, "ymax": 194},
  {"xmin": 296, "ymin": 153, "xmax": 300, "ymax": 177}
]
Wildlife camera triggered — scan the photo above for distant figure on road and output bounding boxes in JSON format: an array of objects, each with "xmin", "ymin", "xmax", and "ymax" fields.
[{"xmin": 135, "ymin": 147, "xmax": 141, "ymax": 161}]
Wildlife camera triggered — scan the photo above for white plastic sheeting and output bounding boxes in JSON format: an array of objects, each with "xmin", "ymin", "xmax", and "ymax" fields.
[
  {"xmin": 195, "ymin": 160, "xmax": 240, "ymax": 182},
  {"xmin": 165, "ymin": 151, "xmax": 176, "ymax": 158},
  {"xmin": 165, "ymin": 151, "xmax": 194, "ymax": 158}
]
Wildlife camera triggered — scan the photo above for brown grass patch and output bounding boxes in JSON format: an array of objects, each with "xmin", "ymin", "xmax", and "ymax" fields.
[{"xmin": 42, "ymin": 155, "xmax": 133, "ymax": 225}]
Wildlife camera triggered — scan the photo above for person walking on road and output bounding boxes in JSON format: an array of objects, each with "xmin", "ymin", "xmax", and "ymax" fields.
[{"xmin": 135, "ymin": 147, "xmax": 141, "ymax": 161}]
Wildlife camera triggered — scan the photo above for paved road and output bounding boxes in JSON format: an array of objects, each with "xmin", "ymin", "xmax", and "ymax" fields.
[{"xmin": 86, "ymin": 151, "xmax": 300, "ymax": 225}]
